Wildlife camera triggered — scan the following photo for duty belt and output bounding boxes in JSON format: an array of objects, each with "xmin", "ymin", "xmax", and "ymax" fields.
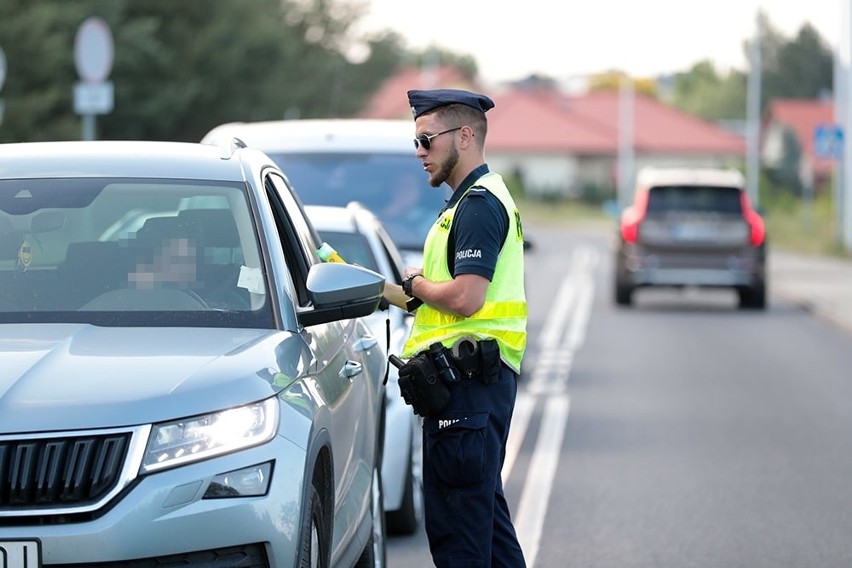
[{"xmin": 432, "ymin": 338, "xmax": 501, "ymax": 386}]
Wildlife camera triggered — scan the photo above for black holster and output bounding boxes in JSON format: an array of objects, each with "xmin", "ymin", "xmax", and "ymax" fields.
[{"xmin": 396, "ymin": 351, "xmax": 451, "ymax": 417}]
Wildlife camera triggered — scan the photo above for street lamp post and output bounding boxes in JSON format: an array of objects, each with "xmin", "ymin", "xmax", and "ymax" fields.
[
  {"xmin": 746, "ymin": 13, "xmax": 762, "ymax": 208},
  {"xmin": 843, "ymin": 1, "xmax": 852, "ymax": 250},
  {"xmin": 0, "ymin": 46, "xmax": 6, "ymax": 127},
  {"xmin": 617, "ymin": 76, "xmax": 635, "ymax": 210}
]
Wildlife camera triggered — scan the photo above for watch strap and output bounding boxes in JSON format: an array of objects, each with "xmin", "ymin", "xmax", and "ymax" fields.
[{"xmin": 402, "ymin": 273, "xmax": 421, "ymax": 297}]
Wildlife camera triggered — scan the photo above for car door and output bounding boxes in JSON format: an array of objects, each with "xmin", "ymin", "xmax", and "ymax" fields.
[{"xmin": 264, "ymin": 172, "xmax": 384, "ymax": 556}]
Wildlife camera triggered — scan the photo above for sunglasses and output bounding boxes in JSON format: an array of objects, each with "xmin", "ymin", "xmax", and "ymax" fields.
[{"xmin": 413, "ymin": 127, "xmax": 462, "ymax": 151}]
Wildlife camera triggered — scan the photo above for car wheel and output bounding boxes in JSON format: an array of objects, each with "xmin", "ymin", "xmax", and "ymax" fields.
[
  {"xmin": 738, "ymin": 283, "xmax": 766, "ymax": 310},
  {"xmin": 615, "ymin": 279, "xmax": 633, "ymax": 306},
  {"xmin": 298, "ymin": 481, "xmax": 328, "ymax": 568},
  {"xmin": 614, "ymin": 253, "xmax": 633, "ymax": 306},
  {"xmin": 386, "ymin": 433, "xmax": 423, "ymax": 535},
  {"xmin": 355, "ymin": 463, "xmax": 387, "ymax": 567}
]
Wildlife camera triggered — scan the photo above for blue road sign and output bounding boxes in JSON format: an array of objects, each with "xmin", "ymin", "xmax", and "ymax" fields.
[{"xmin": 814, "ymin": 124, "xmax": 843, "ymax": 159}]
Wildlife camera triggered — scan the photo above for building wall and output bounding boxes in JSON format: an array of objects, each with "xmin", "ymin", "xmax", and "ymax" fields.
[
  {"xmin": 488, "ymin": 152, "xmax": 579, "ymax": 198},
  {"xmin": 761, "ymin": 121, "xmax": 787, "ymax": 167},
  {"xmin": 490, "ymin": 150, "xmax": 744, "ymax": 201}
]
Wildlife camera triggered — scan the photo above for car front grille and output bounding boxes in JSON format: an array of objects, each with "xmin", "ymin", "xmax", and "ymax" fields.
[{"xmin": 0, "ymin": 433, "xmax": 130, "ymax": 511}]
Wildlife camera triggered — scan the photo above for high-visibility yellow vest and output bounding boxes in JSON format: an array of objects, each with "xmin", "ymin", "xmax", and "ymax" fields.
[{"xmin": 402, "ymin": 172, "xmax": 527, "ymax": 373}]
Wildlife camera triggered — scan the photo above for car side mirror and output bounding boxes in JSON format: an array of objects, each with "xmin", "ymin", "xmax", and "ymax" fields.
[{"xmin": 299, "ymin": 262, "xmax": 386, "ymax": 327}]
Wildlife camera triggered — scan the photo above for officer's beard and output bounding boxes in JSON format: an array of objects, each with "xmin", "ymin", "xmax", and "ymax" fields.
[{"xmin": 430, "ymin": 144, "xmax": 459, "ymax": 188}]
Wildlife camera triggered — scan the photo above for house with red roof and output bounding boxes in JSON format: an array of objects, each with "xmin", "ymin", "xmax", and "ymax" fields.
[
  {"xmin": 359, "ymin": 65, "xmax": 481, "ymax": 121},
  {"xmin": 359, "ymin": 66, "xmax": 745, "ymax": 199},
  {"xmin": 486, "ymin": 88, "xmax": 745, "ymax": 199},
  {"xmin": 761, "ymin": 98, "xmax": 835, "ymax": 192}
]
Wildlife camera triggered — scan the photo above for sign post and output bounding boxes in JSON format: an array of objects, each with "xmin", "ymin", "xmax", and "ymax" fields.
[
  {"xmin": 0, "ymin": 46, "xmax": 6, "ymax": 126},
  {"xmin": 814, "ymin": 123, "xmax": 845, "ymax": 245},
  {"xmin": 73, "ymin": 17, "xmax": 114, "ymax": 140}
]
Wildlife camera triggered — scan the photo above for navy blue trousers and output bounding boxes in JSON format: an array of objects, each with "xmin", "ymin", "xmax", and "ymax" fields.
[{"xmin": 422, "ymin": 364, "xmax": 526, "ymax": 567}]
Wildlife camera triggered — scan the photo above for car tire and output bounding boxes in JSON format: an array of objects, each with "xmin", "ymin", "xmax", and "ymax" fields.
[
  {"xmin": 355, "ymin": 463, "xmax": 387, "ymax": 567},
  {"xmin": 297, "ymin": 481, "xmax": 328, "ymax": 568},
  {"xmin": 386, "ymin": 433, "xmax": 423, "ymax": 535},
  {"xmin": 614, "ymin": 252, "xmax": 634, "ymax": 306},
  {"xmin": 738, "ymin": 283, "xmax": 766, "ymax": 310},
  {"xmin": 615, "ymin": 280, "xmax": 633, "ymax": 306}
]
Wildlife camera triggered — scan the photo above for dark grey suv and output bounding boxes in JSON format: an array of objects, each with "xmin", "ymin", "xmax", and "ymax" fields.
[{"xmin": 615, "ymin": 167, "xmax": 767, "ymax": 309}]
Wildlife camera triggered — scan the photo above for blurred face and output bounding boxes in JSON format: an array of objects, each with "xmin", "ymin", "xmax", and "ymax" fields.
[{"xmin": 130, "ymin": 237, "xmax": 197, "ymax": 289}]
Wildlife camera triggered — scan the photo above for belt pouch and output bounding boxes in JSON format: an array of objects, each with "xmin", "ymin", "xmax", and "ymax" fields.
[{"xmin": 478, "ymin": 339, "xmax": 501, "ymax": 384}]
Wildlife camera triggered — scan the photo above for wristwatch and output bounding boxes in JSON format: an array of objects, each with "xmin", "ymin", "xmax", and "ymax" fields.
[{"xmin": 402, "ymin": 273, "xmax": 421, "ymax": 297}]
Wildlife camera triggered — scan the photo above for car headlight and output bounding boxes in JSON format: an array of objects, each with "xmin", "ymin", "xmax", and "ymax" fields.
[{"xmin": 141, "ymin": 398, "xmax": 278, "ymax": 474}]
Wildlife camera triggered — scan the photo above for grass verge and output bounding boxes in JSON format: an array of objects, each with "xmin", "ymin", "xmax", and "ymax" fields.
[
  {"xmin": 762, "ymin": 192, "xmax": 852, "ymax": 258},
  {"xmin": 516, "ymin": 197, "xmax": 611, "ymax": 228}
]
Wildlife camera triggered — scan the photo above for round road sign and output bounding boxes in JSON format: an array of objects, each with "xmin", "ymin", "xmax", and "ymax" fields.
[{"xmin": 74, "ymin": 17, "xmax": 114, "ymax": 83}]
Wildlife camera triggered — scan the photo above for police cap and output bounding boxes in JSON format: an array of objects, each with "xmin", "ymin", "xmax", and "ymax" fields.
[{"xmin": 407, "ymin": 88, "xmax": 495, "ymax": 119}]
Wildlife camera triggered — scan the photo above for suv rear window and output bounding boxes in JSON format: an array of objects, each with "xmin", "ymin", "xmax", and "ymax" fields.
[{"xmin": 646, "ymin": 185, "xmax": 743, "ymax": 214}]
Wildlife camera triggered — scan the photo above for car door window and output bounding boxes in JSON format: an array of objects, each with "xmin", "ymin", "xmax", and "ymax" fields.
[{"xmin": 264, "ymin": 173, "xmax": 319, "ymax": 307}]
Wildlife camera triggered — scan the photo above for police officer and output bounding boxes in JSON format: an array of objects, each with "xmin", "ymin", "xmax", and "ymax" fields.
[{"xmin": 385, "ymin": 89, "xmax": 527, "ymax": 567}]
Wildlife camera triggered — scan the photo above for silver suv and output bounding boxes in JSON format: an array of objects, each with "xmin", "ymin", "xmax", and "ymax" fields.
[
  {"xmin": 615, "ymin": 167, "xmax": 767, "ymax": 309},
  {"xmin": 0, "ymin": 140, "xmax": 388, "ymax": 567}
]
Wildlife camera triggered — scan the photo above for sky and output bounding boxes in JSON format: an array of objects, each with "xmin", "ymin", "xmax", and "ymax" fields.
[{"xmin": 356, "ymin": 0, "xmax": 841, "ymax": 86}]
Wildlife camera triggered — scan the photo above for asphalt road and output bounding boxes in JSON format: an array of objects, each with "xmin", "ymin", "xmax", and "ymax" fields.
[{"xmin": 388, "ymin": 223, "xmax": 852, "ymax": 567}]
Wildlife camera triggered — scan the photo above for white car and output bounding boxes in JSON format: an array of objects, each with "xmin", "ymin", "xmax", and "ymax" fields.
[
  {"xmin": 305, "ymin": 202, "xmax": 424, "ymax": 535},
  {"xmin": 201, "ymin": 119, "xmax": 452, "ymax": 268}
]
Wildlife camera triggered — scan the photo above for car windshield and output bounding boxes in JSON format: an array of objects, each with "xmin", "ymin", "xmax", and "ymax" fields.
[
  {"xmin": 267, "ymin": 152, "xmax": 450, "ymax": 251},
  {"xmin": 0, "ymin": 178, "xmax": 273, "ymax": 327},
  {"xmin": 646, "ymin": 185, "xmax": 743, "ymax": 214}
]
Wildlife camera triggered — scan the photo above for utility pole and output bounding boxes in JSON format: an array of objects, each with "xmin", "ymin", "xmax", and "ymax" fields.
[
  {"xmin": 746, "ymin": 13, "xmax": 762, "ymax": 207},
  {"xmin": 617, "ymin": 75, "xmax": 635, "ymax": 210},
  {"xmin": 843, "ymin": 0, "xmax": 852, "ymax": 250},
  {"xmin": 834, "ymin": 5, "xmax": 846, "ymax": 249},
  {"xmin": 0, "ymin": 46, "xmax": 5, "ymax": 127}
]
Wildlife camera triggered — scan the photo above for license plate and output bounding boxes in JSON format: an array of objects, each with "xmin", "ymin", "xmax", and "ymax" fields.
[
  {"xmin": 0, "ymin": 540, "xmax": 41, "ymax": 568},
  {"xmin": 671, "ymin": 223, "xmax": 718, "ymax": 241}
]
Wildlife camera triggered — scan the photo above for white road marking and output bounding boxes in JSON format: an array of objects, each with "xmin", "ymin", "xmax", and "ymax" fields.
[
  {"xmin": 502, "ymin": 392, "xmax": 536, "ymax": 482},
  {"xmin": 537, "ymin": 278, "xmax": 578, "ymax": 350},
  {"xmin": 509, "ymin": 245, "xmax": 600, "ymax": 566},
  {"xmin": 514, "ymin": 394, "xmax": 571, "ymax": 567},
  {"xmin": 566, "ymin": 270, "xmax": 594, "ymax": 350}
]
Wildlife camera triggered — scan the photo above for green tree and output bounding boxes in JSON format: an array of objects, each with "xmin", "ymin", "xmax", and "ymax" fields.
[
  {"xmin": 670, "ymin": 60, "xmax": 747, "ymax": 121},
  {"xmin": 0, "ymin": 0, "xmax": 94, "ymax": 141},
  {"xmin": 760, "ymin": 21, "xmax": 833, "ymax": 106},
  {"xmin": 0, "ymin": 0, "xmax": 405, "ymax": 142},
  {"xmin": 588, "ymin": 70, "xmax": 659, "ymax": 98},
  {"xmin": 669, "ymin": 13, "xmax": 833, "ymax": 122},
  {"xmin": 412, "ymin": 45, "xmax": 478, "ymax": 80}
]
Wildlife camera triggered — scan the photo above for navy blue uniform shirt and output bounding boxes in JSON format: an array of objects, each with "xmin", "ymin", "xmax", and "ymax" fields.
[{"xmin": 442, "ymin": 164, "xmax": 509, "ymax": 280}]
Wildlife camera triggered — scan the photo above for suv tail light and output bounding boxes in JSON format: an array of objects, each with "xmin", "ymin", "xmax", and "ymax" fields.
[
  {"xmin": 620, "ymin": 190, "xmax": 649, "ymax": 244},
  {"xmin": 739, "ymin": 192, "xmax": 765, "ymax": 247}
]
